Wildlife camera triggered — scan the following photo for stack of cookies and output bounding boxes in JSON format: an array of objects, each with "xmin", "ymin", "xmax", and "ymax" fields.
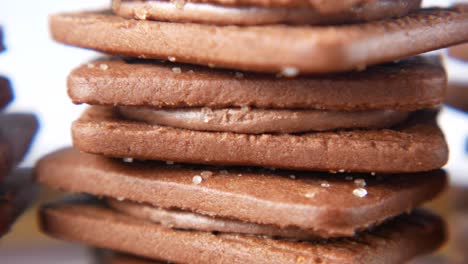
[
  {"xmin": 0, "ymin": 27, "xmax": 38, "ymax": 238},
  {"xmin": 37, "ymin": 1, "xmax": 468, "ymax": 263}
]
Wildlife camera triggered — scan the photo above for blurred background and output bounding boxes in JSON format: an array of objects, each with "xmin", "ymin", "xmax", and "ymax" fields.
[
  {"xmin": 0, "ymin": 1, "xmax": 108, "ymax": 263},
  {"xmin": 0, "ymin": 0, "xmax": 467, "ymax": 263}
]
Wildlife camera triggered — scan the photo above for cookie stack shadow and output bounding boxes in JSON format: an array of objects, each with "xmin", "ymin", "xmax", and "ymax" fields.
[
  {"xmin": 0, "ymin": 27, "xmax": 39, "ymax": 239},
  {"xmin": 36, "ymin": 1, "xmax": 468, "ymax": 263}
]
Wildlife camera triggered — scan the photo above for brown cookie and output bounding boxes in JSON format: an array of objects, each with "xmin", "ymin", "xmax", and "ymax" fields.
[
  {"xmin": 68, "ymin": 56, "xmax": 446, "ymax": 111},
  {"xmin": 36, "ymin": 148, "xmax": 447, "ymax": 237},
  {"xmin": 112, "ymin": 0, "xmax": 421, "ymax": 25},
  {"xmin": 0, "ymin": 169, "xmax": 37, "ymax": 237},
  {"xmin": 108, "ymin": 188, "xmax": 444, "ymax": 239},
  {"xmin": 0, "ymin": 114, "xmax": 39, "ymax": 181},
  {"xmin": 72, "ymin": 107, "xmax": 448, "ymax": 173},
  {"xmin": 49, "ymin": 8, "xmax": 468, "ymax": 74},
  {"xmin": 0, "ymin": 77, "xmax": 13, "ymax": 110},
  {"xmin": 40, "ymin": 198, "xmax": 446, "ymax": 264}
]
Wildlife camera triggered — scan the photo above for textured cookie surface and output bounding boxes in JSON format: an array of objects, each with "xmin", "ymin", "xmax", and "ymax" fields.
[
  {"xmin": 40, "ymin": 199, "xmax": 446, "ymax": 264},
  {"xmin": 0, "ymin": 114, "xmax": 38, "ymax": 181},
  {"xmin": 36, "ymin": 148, "xmax": 447, "ymax": 236},
  {"xmin": 0, "ymin": 169, "xmax": 37, "ymax": 237},
  {"xmin": 72, "ymin": 107, "xmax": 448, "ymax": 173},
  {"xmin": 112, "ymin": 0, "xmax": 421, "ymax": 25},
  {"xmin": 0, "ymin": 77, "xmax": 13, "ymax": 110},
  {"xmin": 50, "ymin": 8, "xmax": 468, "ymax": 73},
  {"xmin": 68, "ymin": 57, "xmax": 446, "ymax": 111}
]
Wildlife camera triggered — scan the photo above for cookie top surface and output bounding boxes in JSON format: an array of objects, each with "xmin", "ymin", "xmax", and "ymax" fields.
[
  {"xmin": 71, "ymin": 107, "xmax": 448, "ymax": 173},
  {"xmin": 36, "ymin": 147, "xmax": 446, "ymax": 236},
  {"xmin": 40, "ymin": 199, "xmax": 446, "ymax": 264},
  {"xmin": 112, "ymin": 0, "xmax": 421, "ymax": 26},
  {"xmin": 0, "ymin": 77, "xmax": 13, "ymax": 110},
  {"xmin": 50, "ymin": 7, "xmax": 468, "ymax": 73},
  {"xmin": 0, "ymin": 169, "xmax": 37, "ymax": 237},
  {"xmin": 68, "ymin": 57, "xmax": 446, "ymax": 111},
  {"xmin": 0, "ymin": 114, "xmax": 39, "ymax": 181}
]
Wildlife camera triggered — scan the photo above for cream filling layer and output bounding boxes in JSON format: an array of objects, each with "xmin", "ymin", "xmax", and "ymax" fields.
[
  {"xmin": 118, "ymin": 106, "xmax": 409, "ymax": 134},
  {"xmin": 112, "ymin": 0, "xmax": 421, "ymax": 25}
]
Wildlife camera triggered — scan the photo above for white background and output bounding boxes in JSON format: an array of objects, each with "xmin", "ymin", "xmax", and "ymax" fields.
[{"xmin": 0, "ymin": 0, "xmax": 465, "ymax": 175}]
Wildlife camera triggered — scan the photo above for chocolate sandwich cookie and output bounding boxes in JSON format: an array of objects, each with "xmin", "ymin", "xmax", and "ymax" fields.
[
  {"xmin": 1, "ymin": 169, "xmax": 37, "ymax": 237},
  {"xmin": 112, "ymin": 0, "xmax": 421, "ymax": 25},
  {"xmin": 36, "ymin": 148, "xmax": 447, "ymax": 237},
  {"xmin": 68, "ymin": 56, "xmax": 446, "ymax": 111},
  {"xmin": 50, "ymin": 7, "xmax": 468, "ymax": 73},
  {"xmin": 0, "ymin": 77, "xmax": 13, "ymax": 110},
  {"xmin": 40, "ymin": 198, "xmax": 446, "ymax": 264},
  {"xmin": 0, "ymin": 114, "xmax": 38, "ymax": 181},
  {"xmin": 72, "ymin": 107, "xmax": 448, "ymax": 173},
  {"xmin": 109, "ymin": 190, "xmax": 447, "ymax": 240}
]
